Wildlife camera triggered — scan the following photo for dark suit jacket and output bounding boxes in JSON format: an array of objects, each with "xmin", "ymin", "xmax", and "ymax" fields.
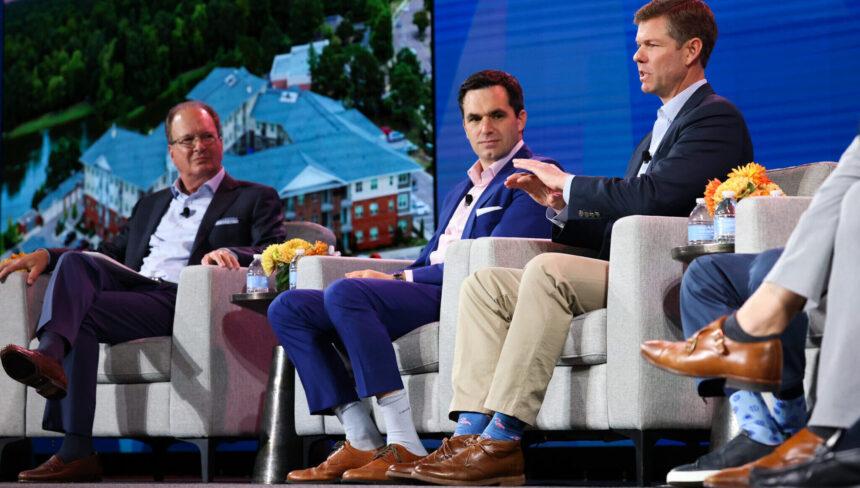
[
  {"xmin": 48, "ymin": 173, "xmax": 286, "ymax": 272},
  {"xmin": 408, "ymin": 143, "xmax": 561, "ymax": 285},
  {"xmin": 554, "ymin": 83, "xmax": 754, "ymax": 259}
]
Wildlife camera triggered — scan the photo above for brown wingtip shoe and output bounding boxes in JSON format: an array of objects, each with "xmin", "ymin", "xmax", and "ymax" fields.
[
  {"xmin": 18, "ymin": 454, "xmax": 102, "ymax": 482},
  {"xmin": 341, "ymin": 443, "xmax": 424, "ymax": 483},
  {"xmin": 1, "ymin": 344, "xmax": 67, "ymax": 400},
  {"xmin": 411, "ymin": 437, "xmax": 525, "ymax": 486},
  {"xmin": 386, "ymin": 435, "xmax": 479, "ymax": 481},
  {"xmin": 640, "ymin": 315, "xmax": 782, "ymax": 392},
  {"xmin": 286, "ymin": 440, "xmax": 378, "ymax": 483},
  {"xmin": 703, "ymin": 428, "xmax": 824, "ymax": 487}
]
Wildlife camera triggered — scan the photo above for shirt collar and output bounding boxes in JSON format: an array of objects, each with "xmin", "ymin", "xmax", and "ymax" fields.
[
  {"xmin": 658, "ymin": 79, "xmax": 708, "ymax": 123},
  {"xmin": 467, "ymin": 139, "xmax": 524, "ymax": 186},
  {"xmin": 170, "ymin": 167, "xmax": 226, "ymax": 198}
]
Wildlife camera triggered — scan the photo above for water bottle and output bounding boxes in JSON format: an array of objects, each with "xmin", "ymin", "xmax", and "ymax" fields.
[
  {"xmin": 246, "ymin": 254, "xmax": 269, "ymax": 293},
  {"xmin": 714, "ymin": 191, "xmax": 737, "ymax": 244},
  {"xmin": 288, "ymin": 249, "xmax": 306, "ymax": 290},
  {"xmin": 770, "ymin": 190, "xmax": 784, "ymax": 196},
  {"xmin": 687, "ymin": 198, "xmax": 714, "ymax": 245}
]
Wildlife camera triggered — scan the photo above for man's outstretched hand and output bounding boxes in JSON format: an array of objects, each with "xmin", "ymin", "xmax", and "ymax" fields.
[
  {"xmin": 0, "ymin": 249, "xmax": 50, "ymax": 285},
  {"xmin": 505, "ymin": 158, "xmax": 571, "ymax": 211}
]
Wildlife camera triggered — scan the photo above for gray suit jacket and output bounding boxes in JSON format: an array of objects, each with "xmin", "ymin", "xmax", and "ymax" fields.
[{"xmin": 765, "ymin": 134, "xmax": 860, "ymax": 308}]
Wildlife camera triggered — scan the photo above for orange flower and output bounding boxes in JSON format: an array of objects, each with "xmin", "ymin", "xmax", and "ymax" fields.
[
  {"xmin": 312, "ymin": 240, "xmax": 329, "ymax": 255},
  {"xmin": 728, "ymin": 162, "xmax": 771, "ymax": 186},
  {"xmin": 703, "ymin": 178, "xmax": 722, "ymax": 215}
]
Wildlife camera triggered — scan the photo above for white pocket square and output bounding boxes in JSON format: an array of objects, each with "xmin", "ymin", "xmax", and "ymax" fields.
[
  {"xmin": 475, "ymin": 206, "xmax": 503, "ymax": 217},
  {"xmin": 214, "ymin": 217, "xmax": 239, "ymax": 226}
]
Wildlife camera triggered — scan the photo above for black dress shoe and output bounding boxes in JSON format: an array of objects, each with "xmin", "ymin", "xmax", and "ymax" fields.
[
  {"xmin": 667, "ymin": 432, "xmax": 775, "ymax": 486},
  {"xmin": 750, "ymin": 445, "xmax": 860, "ymax": 487},
  {"xmin": 1, "ymin": 344, "xmax": 67, "ymax": 400}
]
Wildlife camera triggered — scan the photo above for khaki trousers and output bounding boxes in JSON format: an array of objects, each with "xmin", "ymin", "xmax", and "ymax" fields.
[{"xmin": 449, "ymin": 252, "xmax": 609, "ymax": 425}]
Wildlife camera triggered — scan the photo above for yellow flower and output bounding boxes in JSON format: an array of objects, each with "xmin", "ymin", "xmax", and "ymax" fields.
[
  {"xmin": 713, "ymin": 176, "xmax": 756, "ymax": 207},
  {"xmin": 728, "ymin": 162, "xmax": 772, "ymax": 186},
  {"xmin": 0, "ymin": 253, "xmax": 28, "ymax": 271},
  {"xmin": 259, "ymin": 238, "xmax": 331, "ymax": 276},
  {"xmin": 261, "ymin": 244, "xmax": 280, "ymax": 275}
]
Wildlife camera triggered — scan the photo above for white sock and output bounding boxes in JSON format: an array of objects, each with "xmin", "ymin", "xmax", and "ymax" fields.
[
  {"xmin": 333, "ymin": 400, "xmax": 385, "ymax": 451},
  {"xmin": 377, "ymin": 390, "xmax": 427, "ymax": 455}
]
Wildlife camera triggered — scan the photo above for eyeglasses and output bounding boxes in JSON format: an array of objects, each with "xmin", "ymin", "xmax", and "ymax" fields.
[{"xmin": 170, "ymin": 132, "xmax": 219, "ymax": 148}]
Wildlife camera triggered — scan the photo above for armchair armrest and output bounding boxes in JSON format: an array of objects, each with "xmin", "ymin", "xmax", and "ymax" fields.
[
  {"xmin": 736, "ymin": 196, "xmax": 813, "ymax": 254},
  {"xmin": 0, "ymin": 272, "xmax": 50, "ymax": 436},
  {"xmin": 295, "ymin": 256, "xmax": 412, "ymax": 290},
  {"xmin": 170, "ymin": 265, "xmax": 278, "ymax": 437},
  {"xmin": 605, "ymin": 215, "xmax": 713, "ymax": 430}
]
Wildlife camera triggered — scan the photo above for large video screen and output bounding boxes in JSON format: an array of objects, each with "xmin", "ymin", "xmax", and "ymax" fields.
[{"xmin": 434, "ymin": 0, "xmax": 860, "ymax": 207}]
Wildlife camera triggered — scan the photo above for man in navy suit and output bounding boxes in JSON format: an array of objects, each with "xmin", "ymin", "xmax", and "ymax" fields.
[
  {"xmin": 0, "ymin": 101, "xmax": 285, "ymax": 482},
  {"xmin": 403, "ymin": 1, "xmax": 755, "ymax": 485},
  {"xmin": 266, "ymin": 70, "xmax": 561, "ymax": 483}
]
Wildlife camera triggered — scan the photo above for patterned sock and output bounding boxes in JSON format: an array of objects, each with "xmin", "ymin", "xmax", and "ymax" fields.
[
  {"xmin": 377, "ymin": 390, "xmax": 427, "ymax": 455},
  {"xmin": 730, "ymin": 390, "xmax": 784, "ymax": 446},
  {"xmin": 333, "ymin": 400, "xmax": 384, "ymax": 451},
  {"xmin": 36, "ymin": 330, "xmax": 68, "ymax": 363},
  {"xmin": 57, "ymin": 433, "xmax": 93, "ymax": 463},
  {"xmin": 772, "ymin": 394, "xmax": 807, "ymax": 438},
  {"xmin": 480, "ymin": 412, "xmax": 526, "ymax": 442},
  {"xmin": 453, "ymin": 412, "xmax": 491, "ymax": 437}
]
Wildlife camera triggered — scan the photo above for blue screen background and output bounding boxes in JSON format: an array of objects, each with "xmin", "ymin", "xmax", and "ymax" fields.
[{"xmin": 434, "ymin": 0, "xmax": 860, "ymax": 212}]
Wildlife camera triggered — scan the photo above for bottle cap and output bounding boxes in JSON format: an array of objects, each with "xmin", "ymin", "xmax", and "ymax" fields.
[
  {"xmin": 721, "ymin": 191, "xmax": 736, "ymax": 198},
  {"xmin": 696, "ymin": 197, "xmax": 705, "ymax": 204},
  {"xmin": 296, "ymin": 249, "xmax": 306, "ymax": 255},
  {"xmin": 253, "ymin": 253, "xmax": 262, "ymax": 259},
  {"xmin": 771, "ymin": 190, "xmax": 784, "ymax": 196}
]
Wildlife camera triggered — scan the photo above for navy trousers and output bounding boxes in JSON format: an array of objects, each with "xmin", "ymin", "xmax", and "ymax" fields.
[
  {"xmin": 36, "ymin": 252, "xmax": 177, "ymax": 435},
  {"xmin": 267, "ymin": 277, "xmax": 442, "ymax": 415},
  {"xmin": 680, "ymin": 248, "xmax": 808, "ymax": 397}
]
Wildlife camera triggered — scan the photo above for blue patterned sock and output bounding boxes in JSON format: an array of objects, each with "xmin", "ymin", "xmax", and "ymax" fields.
[
  {"xmin": 730, "ymin": 390, "xmax": 784, "ymax": 446},
  {"xmin": 772, "ymin": 395, "xmax": 807, "ymax": 437},
  {"xmin": 481, "ymin": 412, "xmax": 525, "ymax": 442},
  {"xmin": 453, "ymin": 412, "xmax": 491, "ymax": 437}
]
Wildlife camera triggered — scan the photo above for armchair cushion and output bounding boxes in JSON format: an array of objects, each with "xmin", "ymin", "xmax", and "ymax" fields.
[
  {"xmin": 559, "ymin": 309, "xmax": 607, "ymax": 365},
  {"xmin": 98, "ymin": 337, "xmax": 172, "ymax": 384},
  {"xmin": 766, "ymin": 162, "xmax": 838, "ymax": 197},
  {"xmin": 393, "ymin": 322, "xmax": 439, "ymax": 374}
]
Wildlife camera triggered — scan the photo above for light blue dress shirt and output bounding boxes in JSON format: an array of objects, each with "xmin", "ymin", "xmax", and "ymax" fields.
[{"xmin": 139, "ymin": 168, "xmax": 226, "ymax": 282}]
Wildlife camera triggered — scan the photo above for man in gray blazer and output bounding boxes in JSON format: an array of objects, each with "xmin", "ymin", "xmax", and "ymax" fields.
[{"xmin": 642, "ymin": 127, "xmax": 860, "ymax": 487}]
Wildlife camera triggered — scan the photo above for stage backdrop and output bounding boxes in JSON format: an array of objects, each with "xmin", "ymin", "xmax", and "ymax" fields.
[{"xmin": 434, "ymin": 0, "xmax": 860, "ymax": 212}]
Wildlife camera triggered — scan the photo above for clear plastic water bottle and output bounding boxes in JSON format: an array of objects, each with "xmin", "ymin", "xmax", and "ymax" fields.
[
  {"xmin": 770, "ymin": 190, "xmax": 784, "ymax": 197},
  {"xmin": 246, "ymin": 254, "xmax": 269, "ymax": 293},
  {"xmin": 288, "ymin": 249, "xmax": 306, "ymax": 290},
  {"xmin": 714, "ymin": 190, "xmax": 737, "ymax": 244},
  {"xmin": 687, "ymin": 198, "xmax": 714, "ymax": 245}
]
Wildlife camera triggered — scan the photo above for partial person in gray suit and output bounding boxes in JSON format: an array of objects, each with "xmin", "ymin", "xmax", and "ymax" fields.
[{"xmin": 642, "ymin": 126, "xmax": 860, "ymax": 487}]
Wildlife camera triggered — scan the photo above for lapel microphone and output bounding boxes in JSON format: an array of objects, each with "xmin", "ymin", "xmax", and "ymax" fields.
[
  {"xmin": 181, "ymin": 207, "xmax": 191, "ymax": 218},
  {"xmin": 465, "ymin": 194, "xmax": 474, "ymax": 207},
  {"xmin": 642, "ymin": 150, "xmax": 652, "ymax": 163}
]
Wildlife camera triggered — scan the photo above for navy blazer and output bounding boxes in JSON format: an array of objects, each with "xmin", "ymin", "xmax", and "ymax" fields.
[
  {"xmin": 554, "ymin": 83, "xmax": 754, "ymax": 259},
  {"xmin": 408, "ymin": 143, "xmax": 560, "ymax": 285},
  {"xmin": 48, "ymin": 173, "xmax": 286, "ymax": 272}
]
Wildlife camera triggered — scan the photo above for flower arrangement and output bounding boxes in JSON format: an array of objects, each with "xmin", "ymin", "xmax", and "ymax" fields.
[
  {"xmin": 261, "ymin": 238, "xmax": 330, "ymax": 291},
  {"xmin": 704, "ymin": 162, "xmax": 783, "ymax": 215}
]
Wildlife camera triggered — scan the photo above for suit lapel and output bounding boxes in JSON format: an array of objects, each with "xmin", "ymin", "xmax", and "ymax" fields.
[
  {"xmin": 650, "ymin": 83, "xmax": 713, "ymax": 162},
  {"xmin": 626, "ymin": 133, "xmax": 652, "ymax": 179},
  {"xmin": 462, "ymin": 143, "xmax": 532, "ymax": 238},
  {"xmin": 189, "ymin": 174, "xmax": 240, "ymax": 261}
]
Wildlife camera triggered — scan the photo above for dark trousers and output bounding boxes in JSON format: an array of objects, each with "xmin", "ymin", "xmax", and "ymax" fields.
[
  {"xmin": 680, "ymin": 248, "xmax": 808, "ymax": 396},
  {"xmin": 267, "ymin": 277, "xmax": 441, "ymax": 415},
  {"xmin": 36, "ymin": 252, "xmax": 177, "ymax": 436}
]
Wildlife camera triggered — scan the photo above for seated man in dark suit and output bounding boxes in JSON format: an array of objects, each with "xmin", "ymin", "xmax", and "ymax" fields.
[
  {"xmin": 396, "ymin": 1, "xmax": 755, "ymax": 485},
  {"xmin": 266, "ymin": 69, "xmax": 562, "ymax": 484},
  {"xmin": 0, "ymin": 101, "xmax": 286, "ymax": 482}
]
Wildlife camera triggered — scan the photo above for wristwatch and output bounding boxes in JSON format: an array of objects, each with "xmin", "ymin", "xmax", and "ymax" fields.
[{"xmin": 392, "ymin": 272, "xmax": 406, "ymax": 281}]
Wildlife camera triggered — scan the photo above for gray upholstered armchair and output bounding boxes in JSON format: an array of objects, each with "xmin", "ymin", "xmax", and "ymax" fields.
[
  {"xmin": 0, "ymin": 221, "xmax": 335, "ymax": 481},
  {"xmin": 288, "ymin": 162, "xmax": 836, "ymax": 486}
]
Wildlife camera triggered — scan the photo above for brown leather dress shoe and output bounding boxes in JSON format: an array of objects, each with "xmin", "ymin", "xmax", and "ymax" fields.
[
  {"xmin": 386, "ymin": 435, "xmax": 478, "ymax": 481},
  {"xmin": 18, "ymin": 454, "xmax": 102, "ymax": 482},
  {"xmin": 703, "ymin": 428, "xmax": 824, "ymax": 487},
  {"xmin": 341, "ymin": 443, "xmax": 423, "ymax": 483},
  {"xmin": 411, "ymin": 437, "xmax": 525, "ymax": 486},
  {"xmin": 640, "ymin": 316, "xmax": 782, "ymax": 392},
  {"xmin": 286, "ymin": 440, "xmax": 378, "ymax": 483},
  {"xmin": 1, "ymin": 344, "xmax": 67, "ymax": 400}
]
